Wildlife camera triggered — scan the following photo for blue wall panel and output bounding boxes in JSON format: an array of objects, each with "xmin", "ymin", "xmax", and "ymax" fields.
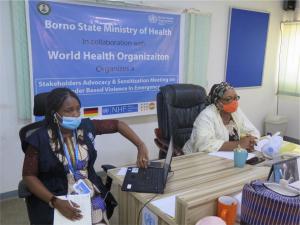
[{"xmin": 226, "ymin": 8, "xmax": 269, "ymax": 87}]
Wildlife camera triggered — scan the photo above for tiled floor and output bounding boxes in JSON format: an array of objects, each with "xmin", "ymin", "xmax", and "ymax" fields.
[{"xmin": 0, "ymin": 198, "xmax": 29, "ymax": 225}]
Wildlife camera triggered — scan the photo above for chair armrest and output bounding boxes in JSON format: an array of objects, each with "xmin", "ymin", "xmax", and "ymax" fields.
[
  {"xmin": 101, "ymin": 164, "xmax": 116, "ymax": 191},
  {"xmin": 155, "ymin": 137, "xmax": 184, "ymax": 158},
  {"xmin": 154, "ymin": 138, "xmax": 169, "ymax": 150},
  {"xmin": 154, "ymin": 128, "xmax": 163, "ymax": 139},
  {"xmin": 101, "ymin": 164, "xmax": 116, "ymax": 173},
  {"xmin": 18, "ymin": 180, "xmax": 31, "ymax": 198}
]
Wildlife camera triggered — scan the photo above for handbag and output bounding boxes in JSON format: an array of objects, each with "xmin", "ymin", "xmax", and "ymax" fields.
[{"xmin": 241, "ymin": 180, "xmax": 300, "ymax": 225}]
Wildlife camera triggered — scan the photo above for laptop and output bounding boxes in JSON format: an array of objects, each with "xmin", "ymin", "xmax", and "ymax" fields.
[{"xmin": 121, "ymin": 138, "xmax": 174, "ymax": 194}]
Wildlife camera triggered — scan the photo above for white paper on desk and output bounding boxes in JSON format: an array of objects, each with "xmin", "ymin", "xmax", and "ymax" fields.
[
  {"xmin": 209, "ymin": 151, "xmax": 256, "ymax": 160},
  {"xmin": 54, "ymin": 194, "xmax": 91, "ymax": 225},
  {"xmin": 289, "ymin": 180, "xmax": 300, "ymax": 190},
  {"xmin": 117, "ymin": 167, "xmax": 127, "ymax": 176},
  {"xmin": 151, "ymin": 195, "xmax": 176, "ymax": 218},
  {"xmin": 142, "ymin": 207, "xmax": 158, "ymax": 225}
]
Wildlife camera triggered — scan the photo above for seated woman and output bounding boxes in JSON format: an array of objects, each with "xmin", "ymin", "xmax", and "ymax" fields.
[
  {"xmin": 22, "ymin": 87, "xmax": 149, "ymax": 225},
  {"xmin": 183, "ymin": 82, "xmax": 259, "ymax": 154}
]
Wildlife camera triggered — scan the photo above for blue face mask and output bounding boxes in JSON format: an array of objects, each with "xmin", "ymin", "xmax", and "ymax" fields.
[{"xmin": 56, "ymin": 113, "xmax": 82, "ymax": 130}]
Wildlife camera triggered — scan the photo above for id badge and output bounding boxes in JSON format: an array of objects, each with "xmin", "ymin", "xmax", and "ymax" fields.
[{"xmin": 73, "ymin": 179, "xmax": 92, "ymax": 195}]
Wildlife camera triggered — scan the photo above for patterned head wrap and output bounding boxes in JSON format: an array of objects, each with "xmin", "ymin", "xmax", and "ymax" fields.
[{"xmin": 208, "ymin": 82, "xmax": 233, "ymax": 105}]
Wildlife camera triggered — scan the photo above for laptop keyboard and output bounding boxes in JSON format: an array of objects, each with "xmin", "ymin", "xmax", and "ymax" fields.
[
  {"xmin": 122, "ymin": 167, "xmax": 165, "ymax": 193},
  {"xmin": 134, "ymin": 168, "xmax": 162, "ymax": 189}
]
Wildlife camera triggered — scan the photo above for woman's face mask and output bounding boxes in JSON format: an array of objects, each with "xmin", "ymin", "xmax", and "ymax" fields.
[
  {"xmin": 56, "ymin": 113, "xmax": 82, "ymax": 130},
  {"xmin": 55, "ymin": 96, "xmax": 81, "ymax": 130},
  {"xmin": 219, "ymin": 89, "xmax": 240, "ymax": 113},
  {"xmin": 222, "ymin": 100, "xmax": 238, "ymax": 113}
]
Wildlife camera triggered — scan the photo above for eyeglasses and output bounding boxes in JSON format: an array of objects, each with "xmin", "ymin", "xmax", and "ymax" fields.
[{"xmin": 221, "ymin": 95, "xmax": 240, "ymax": 104}]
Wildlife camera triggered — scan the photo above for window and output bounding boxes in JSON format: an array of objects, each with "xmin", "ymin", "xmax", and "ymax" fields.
[{"xmin": 278, "ymin": 22, "xmax": 300, "ymax": 97}]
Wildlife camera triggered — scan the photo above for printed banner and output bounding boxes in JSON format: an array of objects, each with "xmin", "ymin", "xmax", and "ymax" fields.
[{"xmin": 27, "ymin": 1, "xmax": 180, "ymax": 118}]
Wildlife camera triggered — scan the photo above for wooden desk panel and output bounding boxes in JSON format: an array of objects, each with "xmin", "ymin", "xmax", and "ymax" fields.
[{"xmin": 108, "ymin": 152, "xmax": 269, "ymax": 225}]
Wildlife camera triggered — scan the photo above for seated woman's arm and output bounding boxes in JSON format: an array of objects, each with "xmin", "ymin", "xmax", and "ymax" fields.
[
  {"xmin": 187, "ymin": 109, "xmax": 256, "ymax": 152},
  {"xmin": 22, "ymin": 146, "xmax": 82, "ymax": 221},
  {"xmin": 23, "ymin": 147, "xmax": 54, "ymax": 203},
  {"xmin": 218, "ymin": 109, "xmax": 258, "ymax": 151},
  {"xmin": 236, "ymin": 108, "xmax": 260, "ymax": 138},
  {"xmin": 188, "ymin": 115, "xmax": 224, "ymax": 153},
  {"xmin": 228, "ymin": 108, "xmax": 260, "ymax": 151},
  {"xmin": 220, "ymin": 136, "xmax": 255, "ymax": 151},
  {"xmin": 117, "ymin": 121, "xmax": 148, "ymax": 166},
  {"xmin": 92, "ymin": 119, "xmax": 149, "ymax": 168},
  {"xmin": 196, "ymin": 124, "xmax": 256, "ymax": 152}
]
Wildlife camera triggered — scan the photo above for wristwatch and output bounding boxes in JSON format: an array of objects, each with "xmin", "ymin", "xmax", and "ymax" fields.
[{"xmin": 48, "ymin": 195, "xmax": 57, "ymax": 208}]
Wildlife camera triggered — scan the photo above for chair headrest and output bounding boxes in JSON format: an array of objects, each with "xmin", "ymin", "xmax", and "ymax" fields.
[
  {"xmin": 159, "ymin": 84, "xmax": 207, "ymax": 108},
  {"xmin": 33, "ymin": 92, "xmax": 49, "ymax": 116}
]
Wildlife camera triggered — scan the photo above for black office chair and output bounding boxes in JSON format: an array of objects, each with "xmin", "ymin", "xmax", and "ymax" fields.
[
  {"xmin": 18, "ymin": 93, "xmax": 48, "ymax": 199},
  {"xmin": 155, "ymin": 84, "xmax": 207, "ymax": 159},
  {"xmin": 18, "ymin": 92, "xmax": 116, "ymax": 220}
]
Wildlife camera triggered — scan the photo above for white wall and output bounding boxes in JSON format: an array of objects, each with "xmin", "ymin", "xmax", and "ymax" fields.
[
  {"xmin": 0, "ymin": 0, "xmax": 24, "ymax": 194},
  {"xmin": 144, "ymin": 0, "xmax": 283, "ymax": 134},
  {"xmin": 1, "ymin": 0, "xmax": 297, "ymax": 193},
  {"xmin": 278, "ymin": 95, "xmax": 300, "ymax": 138}
]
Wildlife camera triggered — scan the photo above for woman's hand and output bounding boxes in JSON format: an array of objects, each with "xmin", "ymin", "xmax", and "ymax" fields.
[
  {"xmin": 239, "ymin": 135, "xmax": 257, "ymax": 152},
  {"xmin": 54, "ymin": 198, "xmax": 82, "ymax": 221},
  {"xmin": 136, "ymin": 142, "xmax": 149, "ymax": 168},
  {"xmin": 116, "ymin": 121, "xmax": 150, "ymax": 168}
]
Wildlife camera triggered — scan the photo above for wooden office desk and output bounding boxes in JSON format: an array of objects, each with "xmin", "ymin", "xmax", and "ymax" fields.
[{"xmin": 108, "ymin": 152, "xmax": 270, "ymax": 225}]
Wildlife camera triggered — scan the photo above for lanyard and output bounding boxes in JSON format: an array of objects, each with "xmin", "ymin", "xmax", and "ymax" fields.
[{"xmin": 59, "ymin": 130, "xmax": 79, "ymax": 174}]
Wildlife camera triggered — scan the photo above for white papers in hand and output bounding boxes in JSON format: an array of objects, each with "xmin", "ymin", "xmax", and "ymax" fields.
[
  {"xmin": 54, "ymin": 194, "xmax": 91, "ymax": 225},
  {"xmin": 209, "ymin": 151, "xmax": 256, "ymax": 160}
]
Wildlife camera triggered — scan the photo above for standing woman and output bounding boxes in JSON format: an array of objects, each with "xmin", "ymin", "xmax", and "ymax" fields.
[
  {"xmin": 22, "ymin": 88, "xmax": 149, "ymax": 224},
  {"xmin": 183, "ymin": 82, "xmax": 259, "ymax": 154}
]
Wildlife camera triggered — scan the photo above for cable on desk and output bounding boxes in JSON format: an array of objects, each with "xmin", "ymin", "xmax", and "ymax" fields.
[
  {"xmin": 137, "ymin": 194, "xmax": 158, "ymax": 224},
  {"xmin": 136, "ymin": 171, "xmax": 174, "ymax": 224}
]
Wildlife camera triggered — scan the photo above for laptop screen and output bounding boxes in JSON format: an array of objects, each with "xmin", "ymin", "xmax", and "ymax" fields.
[{"xmin": 163, "ymin": 138, "xmax": 174, "ymax": 182}]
